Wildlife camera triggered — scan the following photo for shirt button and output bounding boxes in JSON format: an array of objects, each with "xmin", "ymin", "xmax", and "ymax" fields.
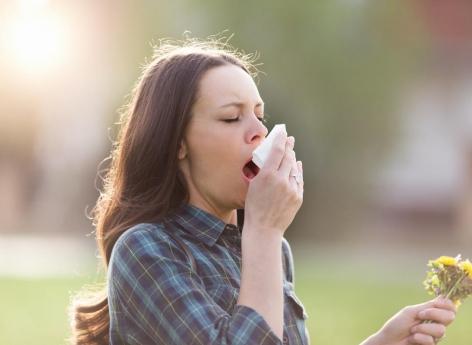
[{"xmin": 283, "ymin": 336, "xmax": 288, "ymax": 344}]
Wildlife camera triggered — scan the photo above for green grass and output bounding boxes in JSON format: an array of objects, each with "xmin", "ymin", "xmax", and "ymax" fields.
[
  {"xmin": 0, "ymin": 275, "xmax": 92, "ymax": 345},
  {"xmin": 1, "ymin": 260, "xmax": 471, "ymax": 345}
]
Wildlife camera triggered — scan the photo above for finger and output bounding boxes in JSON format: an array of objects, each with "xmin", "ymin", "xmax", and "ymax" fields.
[
  {"xmin": 433, "ymin": 297, "xmax": 457, "ymax": 313},
  {"xmin": 290, "ymin": 151, "xmax": 299, "ymax": 180},
  {"xmin": 411, "ymin": 323, "xmax": 446, "ymax": 339},
  {"xmin": 296, "ymin": 160, "xmax": 304, "ymax": 193},
  {"xmin": 289, "ymin": 139, "xmax": 298, "ymax": 176},
  {"xmin": 411, "ymin": 297, "xmax": 456, "ymax": 316},
  {"xmin": 289, "ymin": 157, "xmax": 298, "ymax": 177},
  {"xmin": 417, "ymin": 309, "xmax": 455, "ymax": 326},
  {"xmin": 263, "ymin": 131, "xmax": 288, "ymax": 171},
  {"xmin": 408, "ymin": 332, "xmax": 435, "ymax": 345},
  {"xmin": 288, "ymin": 150, "xmax": 300, "ymax": 190},
  {"xmin": 278, "ymin": 137, "xmax": 295, "ymax": 177}
]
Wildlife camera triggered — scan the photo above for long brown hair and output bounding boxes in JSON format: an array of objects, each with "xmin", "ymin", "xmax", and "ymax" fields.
[{"xmin": 69, "ymin": 37, "xmax": 259, "ymax": 345}]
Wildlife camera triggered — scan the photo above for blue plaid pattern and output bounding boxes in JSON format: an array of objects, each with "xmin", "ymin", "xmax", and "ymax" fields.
[{"xmin": 108, "ymin": 203, "xmax": 310, "ymax": 344}]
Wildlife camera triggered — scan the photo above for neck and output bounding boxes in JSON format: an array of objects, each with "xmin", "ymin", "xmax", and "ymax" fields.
[{"xmin": 188, "ymin": 197, "xmax": 237, "ymax": 225}]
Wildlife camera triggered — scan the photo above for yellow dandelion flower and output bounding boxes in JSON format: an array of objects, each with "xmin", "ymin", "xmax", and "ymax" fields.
[
  {"xmin": 454, "ymin": 299, "xmax": 462, "ymax": 308},
  {"xmin": 459, "ymin": 259, "xmax": 472, "ymax": 278},
  {"xmin": 434, "ymin": 256, "xmax": 457, "ymax": 266}
]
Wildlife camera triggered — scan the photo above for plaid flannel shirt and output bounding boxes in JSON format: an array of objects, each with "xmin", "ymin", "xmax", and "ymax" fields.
[{"xmin": 108, "ymin": 203, "xmax": 310, "ymax": 345}]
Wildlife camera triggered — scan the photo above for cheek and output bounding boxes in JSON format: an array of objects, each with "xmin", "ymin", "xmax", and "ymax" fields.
[
  {"xmin": 188, "ymin": 133, "xmax": 236, "ymax": 174},
  {"xmin": 186, "ymin": 121, "xmax": 243, "ymax": 181},
  {"xmin": 191, "ymin": 134, "xmax": 221, "ymax": 160}
]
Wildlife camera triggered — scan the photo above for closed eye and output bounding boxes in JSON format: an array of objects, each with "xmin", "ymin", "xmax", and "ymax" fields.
[
  {"xmin": 223, "ymin": 118, "xmax": 239, "ymax": 123},
  {"xmin": 222, "ymin": 115, "xmax": 266, "ymax": 123}
]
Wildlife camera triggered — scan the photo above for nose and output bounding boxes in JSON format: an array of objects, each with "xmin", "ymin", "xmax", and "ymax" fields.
[{"xmin": 245, "ymin": 115, "xmax": 268, "ymax": 145}]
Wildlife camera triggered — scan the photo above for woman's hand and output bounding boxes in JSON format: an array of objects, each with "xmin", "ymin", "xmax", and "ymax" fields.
[
  {"xmin": 362, "ymin": 297, "xmax": 457, "ymax": 345},
  {"xmin": 244, "ymin": 131, "xmax": 304, "ymax": 236}
]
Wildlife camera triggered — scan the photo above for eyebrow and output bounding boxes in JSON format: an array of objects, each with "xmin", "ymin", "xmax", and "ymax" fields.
[{"xmin": 218, "ymin": 101, "xmax": 264, "ymax": 109}]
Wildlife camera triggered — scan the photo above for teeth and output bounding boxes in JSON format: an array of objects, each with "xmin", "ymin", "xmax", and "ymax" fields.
[{"xmin": 252, "ymin": 124, "xmax": 287, "ymax": 168}]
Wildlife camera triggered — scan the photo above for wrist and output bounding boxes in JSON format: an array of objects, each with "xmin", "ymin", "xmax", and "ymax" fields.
[
  {"xmin": 360, "ymin": 331, "xmax": 388, "ymax": 345},
  {"xmin": 242, "ymin": 223, "xmax": 283, "ymax": 241}
]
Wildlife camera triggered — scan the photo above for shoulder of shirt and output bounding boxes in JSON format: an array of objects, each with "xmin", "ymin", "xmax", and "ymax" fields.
[
  {"xmin": 115, "ymin": 222, "xmax": 162, "ymax": 244},
  {"xmin": 110, "ymin": 222, "xmax": 183, "ymax": 261}
]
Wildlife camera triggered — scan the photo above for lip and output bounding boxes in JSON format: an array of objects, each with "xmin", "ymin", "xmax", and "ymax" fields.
[{"xmin": 242, "ymin": 172, "xmax": 251, "ymax": 183}]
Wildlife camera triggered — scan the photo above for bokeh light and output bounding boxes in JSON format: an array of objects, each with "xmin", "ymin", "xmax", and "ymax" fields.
[{"xmin": 1, "ymin": 0, "xmax": 70, "ymax": 78}]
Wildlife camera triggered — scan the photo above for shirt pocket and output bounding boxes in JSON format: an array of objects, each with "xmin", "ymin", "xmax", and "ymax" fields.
[{"xmin": 206, "ymin": 284, "xmax": 239, "ymax": 313}]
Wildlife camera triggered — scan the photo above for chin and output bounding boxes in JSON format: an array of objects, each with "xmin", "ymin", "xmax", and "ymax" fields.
[
  {"xmin": 230, "ymin": 192, "xmax": 246, "ymax": 209},
  {"xmin": 227, "ymin": 180, "xmax": 248, "ymax": 209},
  {"xmin": 239, "ymin": 187, "xmax": 249, "ymax": 204}
]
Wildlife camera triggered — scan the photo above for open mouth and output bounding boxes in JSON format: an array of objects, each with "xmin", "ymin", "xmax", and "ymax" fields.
[{"xmin": 242, "ymin": 159, "xmax": 260, "ymax": 180}]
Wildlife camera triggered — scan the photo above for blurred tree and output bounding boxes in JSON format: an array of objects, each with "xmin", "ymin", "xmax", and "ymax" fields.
[{"xmin": 152, "ymin": 0, "xmax": 427, "ymax": 241}]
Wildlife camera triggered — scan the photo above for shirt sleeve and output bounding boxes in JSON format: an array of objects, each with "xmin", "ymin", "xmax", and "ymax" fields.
[
  {"xmin": 281, "ymin": 237, "xmax": 295, "ymax": 284},
  {"xmin": 108, "ymin": 225, "xmax": 283, "ymax": 345}
]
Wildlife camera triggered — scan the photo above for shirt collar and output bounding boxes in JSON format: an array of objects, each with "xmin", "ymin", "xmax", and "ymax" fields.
[{"xmin": 169, "ymin": 203, "xmax": 241, "ymax": 247}]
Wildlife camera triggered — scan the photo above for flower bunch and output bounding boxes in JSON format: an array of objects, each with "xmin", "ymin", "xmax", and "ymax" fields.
[{"xmin": 423, "ymin": 254, "xmax": 472, "ymax": 307}]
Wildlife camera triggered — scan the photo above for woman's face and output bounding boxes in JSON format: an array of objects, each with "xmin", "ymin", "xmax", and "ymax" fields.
[{"xmin": 178, "ymin": 64, "xmax": 268, "ymax": 218}]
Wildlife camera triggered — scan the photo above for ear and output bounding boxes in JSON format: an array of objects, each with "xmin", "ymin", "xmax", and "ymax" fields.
[{"xmin": 178, "ymin": 139, "xmax": 188, "ymax": 160}]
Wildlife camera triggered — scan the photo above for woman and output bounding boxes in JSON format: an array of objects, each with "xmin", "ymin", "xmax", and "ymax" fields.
[{"xmin": 71, "ymin": 38, "xmax": 457, "ymax": 345}]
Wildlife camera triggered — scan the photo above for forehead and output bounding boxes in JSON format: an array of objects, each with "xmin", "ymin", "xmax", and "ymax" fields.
[{"xmin": 194, "ymin": 64, "xmax": 262, "ymax": 110}]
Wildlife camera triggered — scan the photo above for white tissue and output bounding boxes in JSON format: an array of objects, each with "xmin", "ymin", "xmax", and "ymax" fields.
[{"xmin": 252, "ymin": 124, "xmax": 287, "ymax": 168}]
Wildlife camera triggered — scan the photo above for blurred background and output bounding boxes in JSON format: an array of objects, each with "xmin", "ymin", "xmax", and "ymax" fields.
[{"xmin": 1, "ymin": 0, "xmax": 471, "ymax": 344}]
